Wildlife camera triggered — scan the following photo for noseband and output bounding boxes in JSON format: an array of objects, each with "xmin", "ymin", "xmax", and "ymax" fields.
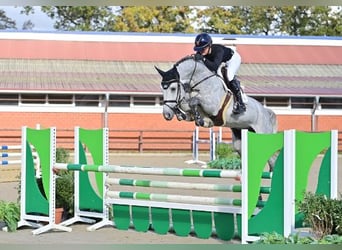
[{"xmin": 161, "ymin": 78, "xmax": 186, "ymax": 118}]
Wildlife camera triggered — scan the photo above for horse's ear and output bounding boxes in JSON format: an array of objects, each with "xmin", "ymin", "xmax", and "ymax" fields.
[{"xmin": 154, "ymin": 66, "xmax": 165, "ymax": 77}]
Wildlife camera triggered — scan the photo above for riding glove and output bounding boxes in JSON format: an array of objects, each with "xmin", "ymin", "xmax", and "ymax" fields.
[{"xmin": 194, "ymin": 53, "xmax": 203, "ymax": 61}]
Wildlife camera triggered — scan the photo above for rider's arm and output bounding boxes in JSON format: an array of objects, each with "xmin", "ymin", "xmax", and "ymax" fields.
[{"xmin": 203, "ymin": 45, "xmax": 225, "ymax": 72}]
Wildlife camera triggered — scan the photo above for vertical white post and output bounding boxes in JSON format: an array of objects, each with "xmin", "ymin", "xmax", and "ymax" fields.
[
  {"xmin": 74, "ymin": 127, "xmax": 80, "ymax": 215},
  {"xmin": 210, "ymin": 128, "xmax": 216, "ymax": 161},
  {"xmin": 193, "ymin": 127, "xmax": 198, "ymax": 161},
  {"xmin": 186, "ymin": 127, "xmax": 206, "ymax": 165},
  {"xmin": 218, "ymin": 127, "xmax": 223, "ymax": 143},
  {"xmin": 241, "ymin": 129, "xmax": 248, "ymax": 244},
  {"xmin": 19, "ymin": 126, "xmax": 27, "ymax": 225},
  {"xmin": 49, "ymin": 127, "xmax": 57, "ymax": 224},
  {"xmin": 103, "ymin": 127, "xmax": 110, "ymax": 221},
  {"xmin": 330, "ymin": 130, "xmax": 338, "ymax": 199},
  {"xmin": 283, "ymin": 129, "xmax": 296, "ymax": 237}
]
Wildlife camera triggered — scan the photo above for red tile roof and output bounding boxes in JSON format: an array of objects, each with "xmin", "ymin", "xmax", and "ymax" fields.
[{"xmin": 0, "ymin": 32, "xmax": 341, "ymax": 96}]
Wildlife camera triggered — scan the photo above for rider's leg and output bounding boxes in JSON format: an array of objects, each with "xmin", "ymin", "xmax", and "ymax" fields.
[
  {"xmin": 225, "ymin": 51, "xmax": 246, "ymax": 114},
  {"xmin": 229, "ymin": 77, "xmax": 246, "ymax": 114}
]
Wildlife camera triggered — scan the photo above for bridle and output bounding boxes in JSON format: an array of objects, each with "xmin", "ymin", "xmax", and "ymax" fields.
[
  {"xmin": 161, "ymin": 75, "xmax": 189, "ymax": 119},
  {"xmin": 161, "ymin": 58, "xmax": 216, "ymax": 118}
]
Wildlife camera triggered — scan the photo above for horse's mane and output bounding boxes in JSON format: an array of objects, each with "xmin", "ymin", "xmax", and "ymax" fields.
[
  {"xmin": 174, "ymin": 54, "xmax": 220, "ymax": 79},
  {"xmin": 174, "ymin": 55, "xmax": 194, "ymax": 67}
]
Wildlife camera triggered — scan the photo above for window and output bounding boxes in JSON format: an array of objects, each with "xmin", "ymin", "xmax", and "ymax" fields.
[
  {"xmin": 109, "ymin": 95, "xmax": 130, "ymax": 107},
  {"xmin": 265, "ymin": 96, "xmax": 289, "ymax": 107},
  {"xmin": 291, "ymin": 97, "xmax": 315, "ymax": 109},
  {"xmin": 75, "ymin": 95, "xmax": 99, "ymax": 106},
  {"xmin": 133, "ymin": 96, "xmax": 156, "ymax": 106},
  {"xmin": 250, "ymin": 96, "xmax": 264, "ymax": 105},
  {"xmin": 320, "ymin": 97, "xmax": 342, "ymax": 109},
  {"xmin": 21, "ymin": 94, "xmax": 46, "ymax": 104},
  {"xmin": 0, "ymin": 94, "xmax": 18, "ymax": 105},
  {"xmin": 48, "ymin": 94, "xmax": 73, "ymax": 105}
]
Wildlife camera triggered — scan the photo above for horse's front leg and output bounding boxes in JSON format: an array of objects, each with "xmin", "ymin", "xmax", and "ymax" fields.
[
  {"xmin": 189, "ymin": 97, "xmax": 204, "ymax": 126},
  {"xmin": 175, "ymin": 109, "xmax": 193, "ymax": 121}
]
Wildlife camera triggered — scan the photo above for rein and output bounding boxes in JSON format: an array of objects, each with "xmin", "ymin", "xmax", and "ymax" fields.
[
  {"xmin": 191, "ymin": 74, "xmax": 216, "ymax": 90},
  {"xmin": 183, "ymin": 60, "xmax": 216, "ymax": 93}
]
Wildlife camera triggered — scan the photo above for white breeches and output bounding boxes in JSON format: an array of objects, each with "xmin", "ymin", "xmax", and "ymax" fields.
[{"xmin": 225, "ymin": 50, "xmax": 241, "ymax": 82}]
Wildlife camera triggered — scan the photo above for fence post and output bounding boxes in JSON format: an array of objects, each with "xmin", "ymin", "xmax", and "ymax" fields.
[{"xmin": 138, "ymin": 131, "xmax": 143, "ymax": 153}]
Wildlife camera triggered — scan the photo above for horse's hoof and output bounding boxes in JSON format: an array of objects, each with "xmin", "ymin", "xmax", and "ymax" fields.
[{"xmin": 195, "ymin": 119, "xmax": 204, "ymax": 126}]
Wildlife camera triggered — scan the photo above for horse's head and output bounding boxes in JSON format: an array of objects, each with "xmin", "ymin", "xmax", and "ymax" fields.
[
  {"xmin": 155, "ymin": 55, "xmax": 217, "ymax": 123},
  {"xmin": 155, "ymin": 63, "xmax": 192, "ymax": 122}
]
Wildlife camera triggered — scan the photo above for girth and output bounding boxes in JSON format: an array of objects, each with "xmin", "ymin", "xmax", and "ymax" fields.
[{"xmin": 209, "ymin": 93, "xmax": 232, "ymax": 126}]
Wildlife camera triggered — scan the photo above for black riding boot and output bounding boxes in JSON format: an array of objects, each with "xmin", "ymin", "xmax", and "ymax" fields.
[{"xmin": 229, "ymin": 78, "xmax": 246, "ymax": 114}]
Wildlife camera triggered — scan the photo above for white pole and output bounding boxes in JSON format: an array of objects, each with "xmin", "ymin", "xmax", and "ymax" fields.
[
  {"xmin": 74, "ymin": 127, "xmax": 80, "ymax": 215},
  {"xmin": 194, "ymin": 127, "xmax": 199, "ymax": 162},
  {"xmin": 283, "ymin": 129, "xmax": 296, "ymax": 237},
  {"xmin": 19, "ymin": 126, "xmax": 27, "ymax": 225},
  {"xmin": 241, "ymin": 129, "xmax": 248, "ymax": 244},
  {"xmin": 330, "ymin": 130, "xmax": 338, "ymax": 199},
  {"xmin": 210, "ymin": 128, "xmax": 216, "ymax": 161}
]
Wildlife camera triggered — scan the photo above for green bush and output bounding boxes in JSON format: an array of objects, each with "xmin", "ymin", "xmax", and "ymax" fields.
[
  {"xmin": 0, "ymin": 200, "xmax": 20, "ymax": 232},
  {"xmin": 215, "ymin": 143, "xmax": 236, "ymax": 159},
  {"xmin": 207, "ymin": 143, "xmax": 241, "ymax": 169},
  {"xmin": 207, "ymin": 158, "xmax": 241, "ymax": 170},
  {"xmin": 297, "ymin": 192, "xmax": 342, "ymax": 238},
  {"xmin": 254, "ymin": 232, "xmax": 342, "ymax": 244},
  {"xmin": 55, "ymin": 170, "xmax": 74, "ymax": 213},
  {"xmin": 55, "ymin": 148, "xmax": 74, "ymax": 218},
  {"xmin": 56, "ymin": 148, "xmax": 71, "ymax": 163}
]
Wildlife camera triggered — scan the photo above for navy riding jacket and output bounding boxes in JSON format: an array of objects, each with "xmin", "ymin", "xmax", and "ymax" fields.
[{"xmin": 200, "ymin": 44, "xmax": 234, "ymax": 72}]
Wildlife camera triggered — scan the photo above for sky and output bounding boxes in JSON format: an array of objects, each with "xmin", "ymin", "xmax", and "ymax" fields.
[{"xmin": 1, "ymin": 6, "xmax": 55, "ymax": 31}]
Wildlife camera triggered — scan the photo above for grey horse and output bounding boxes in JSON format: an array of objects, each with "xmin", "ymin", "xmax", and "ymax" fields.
[{"xmin": 155, "ymin": 55, "xmax": 278, "ymax": 169}]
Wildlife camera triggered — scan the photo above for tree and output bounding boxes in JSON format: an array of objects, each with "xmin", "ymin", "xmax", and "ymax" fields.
[
  {"xmin": 21, "ymin": 6, "xmax": 194, "ymax": 33},
  {"xmin": 0, "ymin": 9, "xmax": 16, "ymax": 30},
  {"xmin": 16, "ymin": 6, "xmax": 342, "ymax": 36},
  {"xmin": 279, "ymin": 6, "xmax": 342, "ymax": 36},
  {"xmin": 111, "ymin": 6, "xmax": 194, "ymax": 33},
  {"xmin": 241, "ymin": 6, "xmax": 280, "ymax": 35},
  {"xmin": 196, "ymin": 6, "xmax": 342, "ymax": 36},
  {"xmin": 304, "ymin": 6, "xmax": 342, "ymax": 36},
  {"xmin": 39, "ymin": 6, "xmax": 116, "ymax": 31},
  {"xmin": 196, "ymin": 6, "xmax": 244, "ymax": 34}
]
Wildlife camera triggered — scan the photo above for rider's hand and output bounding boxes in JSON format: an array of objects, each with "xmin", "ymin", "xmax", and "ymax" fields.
[{"xmin": 194, "ymin": 53, "xmax": 203, "ymax": 61}]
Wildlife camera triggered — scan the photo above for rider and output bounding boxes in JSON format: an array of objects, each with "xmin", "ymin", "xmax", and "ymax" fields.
[{"xmin": 193, "ymin": 33, "xmax": 246, "ymax": 114}]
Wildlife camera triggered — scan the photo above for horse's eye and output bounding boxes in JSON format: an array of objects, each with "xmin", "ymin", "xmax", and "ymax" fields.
[
  {"xmin": 162, "ymin": 84, "xmax": 169, "ymax": 90},
  {"xmin": 170, "ymin": 86, "xmax": 177, "ymax": 92}
]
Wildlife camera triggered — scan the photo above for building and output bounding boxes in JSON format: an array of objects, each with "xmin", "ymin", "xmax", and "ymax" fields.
[{"xmin": 0, "ymin": 31, "xmax": 341, "ymax": 150}]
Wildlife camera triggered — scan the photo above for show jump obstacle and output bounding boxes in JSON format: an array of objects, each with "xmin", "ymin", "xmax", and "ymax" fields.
[
  {"xmin": 17, "ymin": 127, "xmax": 71, "ymax": 234},
  {"xmin": 17, "ymin": 126, "xmax": 338, "ymax": 243}
]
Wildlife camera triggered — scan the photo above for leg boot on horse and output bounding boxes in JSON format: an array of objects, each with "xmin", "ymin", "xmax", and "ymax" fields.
[{"xmin": 189, "ymin": 97, "xmax": 204, "ymax": 126}]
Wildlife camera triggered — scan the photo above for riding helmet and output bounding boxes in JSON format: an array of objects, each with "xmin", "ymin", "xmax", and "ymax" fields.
[{"xmin": 193, "ymin": 33, "xmax": 212, "ymax": 52}]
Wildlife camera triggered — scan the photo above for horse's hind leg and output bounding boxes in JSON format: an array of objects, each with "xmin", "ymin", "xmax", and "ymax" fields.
[{"xmin": 267, "ymin": 152, "xmax": 278, "ymax": 172}]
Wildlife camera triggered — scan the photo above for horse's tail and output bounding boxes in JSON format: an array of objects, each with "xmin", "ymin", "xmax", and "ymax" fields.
[{"xmin": 266, "ymin": 108, "xmax": 278, "ymax": 133}]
